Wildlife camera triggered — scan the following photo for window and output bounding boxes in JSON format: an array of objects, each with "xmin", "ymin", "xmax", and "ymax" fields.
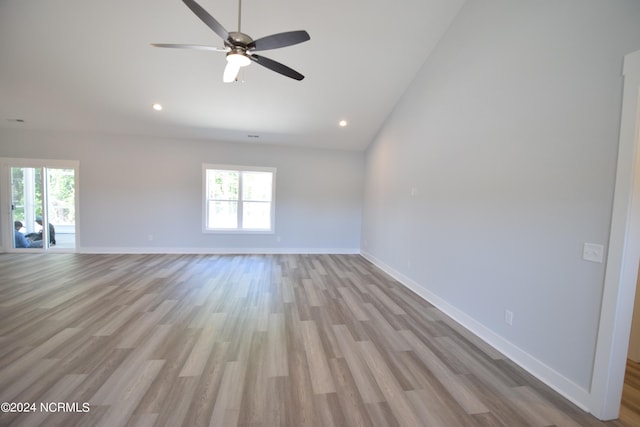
[{"xmin": 203, "ymin": 164, "xmax": 276, "ymax": 233}]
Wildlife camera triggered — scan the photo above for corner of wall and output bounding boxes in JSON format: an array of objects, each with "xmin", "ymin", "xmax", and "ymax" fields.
[{"xmin": 360, "ymin": 250, "xmax": 592, "ymax": 412}]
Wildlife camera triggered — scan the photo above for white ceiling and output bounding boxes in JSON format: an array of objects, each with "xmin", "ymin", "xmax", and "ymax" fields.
[{"xmin": 0, "ymin": 0, "xmax": 464, "ymax": 151}]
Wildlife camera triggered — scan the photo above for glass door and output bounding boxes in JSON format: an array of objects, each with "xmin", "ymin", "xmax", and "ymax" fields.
[
  {"xmin": 11, "ymin": 167, "xmax": 46, "ymax": 250},
  {"xmin": 7, "ymin": 163, "xmax": 77, "ymax": 251},
  {"xmin": 45, "ymin": 168, "xmax": 76, "ymax": 250}
]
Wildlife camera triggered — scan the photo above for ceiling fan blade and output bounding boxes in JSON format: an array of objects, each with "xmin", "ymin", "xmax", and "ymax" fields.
[
  {"xmin": 182, "ymin": 0, "xmax": 228, "ymax": 41},
  {"xmin": 150, "ymin": 43, "xmax": 228, "ymax": 52},
  {"xmin": 250, "ymin": 54, "xmax": 304, "ymax": 81},
  {"xmin": 223, "ymin": 62, "xmax": 240, "ymax": 83},
  {"xmin": 249, "ymin": 30, "xmax": 310, "ymax": 52}
]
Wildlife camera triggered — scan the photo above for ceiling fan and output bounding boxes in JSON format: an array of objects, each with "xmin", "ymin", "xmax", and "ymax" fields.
[{"xmin": 152, "ymin": 0, "xmax": 310, "ymax": 82}]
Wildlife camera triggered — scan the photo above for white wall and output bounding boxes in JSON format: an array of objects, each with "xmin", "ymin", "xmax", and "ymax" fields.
[
  {"xmin": 0, "ymin": 129, "xmax": 363, "ymax": 252},
  {"xmin": 361, "ymin": 0, "xmax": 640, "ymax": 402}
]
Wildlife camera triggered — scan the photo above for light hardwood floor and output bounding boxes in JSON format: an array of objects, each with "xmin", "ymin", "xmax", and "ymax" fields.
[
  {"xmin": 0, "ymin": 253, "xmax": 628, "ymax": 426},
  {"xmin": 620, "ymin": 359, "xmax": 640, "ymax": 426}
]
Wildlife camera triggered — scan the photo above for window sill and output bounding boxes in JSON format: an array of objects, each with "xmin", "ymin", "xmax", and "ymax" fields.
[{"xmin": 203, "ymin": 229, "xmax": 275, "ymax": 235}]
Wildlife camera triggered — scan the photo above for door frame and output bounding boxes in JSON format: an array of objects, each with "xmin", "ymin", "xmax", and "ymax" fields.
[
  {"xmin": 0, "ymin": 157, "xmax": 79, "ymax": 253},
  {"xmin": 590, "ymin": 49, "xmax": 640, "ymax": 419}
]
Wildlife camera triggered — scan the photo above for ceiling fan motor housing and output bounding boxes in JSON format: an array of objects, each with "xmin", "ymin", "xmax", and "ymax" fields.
[{"xmin": 227, "ymin": 31, "xmax": 253, "ymax": 49}]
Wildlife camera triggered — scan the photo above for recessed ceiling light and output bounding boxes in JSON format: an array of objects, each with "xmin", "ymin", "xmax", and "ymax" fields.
[
  {"xmin": 152, "ymin": 103, "xmax": 163, "ymax": 111},
  {"xmin": 339, "ymin": 120, "xmax": 347, "ymax": 127}
]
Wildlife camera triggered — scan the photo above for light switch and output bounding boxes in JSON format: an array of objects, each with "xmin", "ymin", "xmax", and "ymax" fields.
[{"xmin": 583, "ymin": 243, "xmax": 604, "ymax": 263}]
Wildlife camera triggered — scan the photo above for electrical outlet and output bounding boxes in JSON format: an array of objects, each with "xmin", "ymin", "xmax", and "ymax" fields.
[
  {"xmin": 148, "ymin": 234, "xmax": 154, "ymax": 241},
  {"xmin": 505, "ymin": 309, "xmax": 514, "ymax": 326}
]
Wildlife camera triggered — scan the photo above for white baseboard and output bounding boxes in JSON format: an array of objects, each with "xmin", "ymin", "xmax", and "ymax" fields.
[
  {"xmin": 360, "ymin": 250, "xmax": 591, "ymax": 412},
  {"xmin": 77, "ymin": 247, "xmax": 361, "ymax": 255}
]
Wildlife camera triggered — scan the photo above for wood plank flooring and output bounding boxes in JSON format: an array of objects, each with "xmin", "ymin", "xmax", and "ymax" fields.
[
  {"xmin": 0, "ymin": 253, "xmax": 628, "ymax": 426},
  {"xmin": 620, "ymin": 359, "xmax": 640, "ymax": 426}
]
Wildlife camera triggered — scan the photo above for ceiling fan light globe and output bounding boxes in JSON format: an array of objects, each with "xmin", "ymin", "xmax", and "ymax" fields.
[
  {"xmin": 223, "ymin": 62, "xmax": 241, "ymax": 83},
  {"xmin": 226, "ymin": 53, "xmax": 251, "ymax": 67}
]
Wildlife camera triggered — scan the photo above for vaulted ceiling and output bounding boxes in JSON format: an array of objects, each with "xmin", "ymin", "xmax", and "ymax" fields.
[{"xmin": 0, "ymin": 0, "xmax": 464, "ymax": 150}]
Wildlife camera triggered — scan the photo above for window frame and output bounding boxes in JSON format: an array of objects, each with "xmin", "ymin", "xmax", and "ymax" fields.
[{"xmin": 202, "ymin": 164, "xmax": 276, "ymax": 234}]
